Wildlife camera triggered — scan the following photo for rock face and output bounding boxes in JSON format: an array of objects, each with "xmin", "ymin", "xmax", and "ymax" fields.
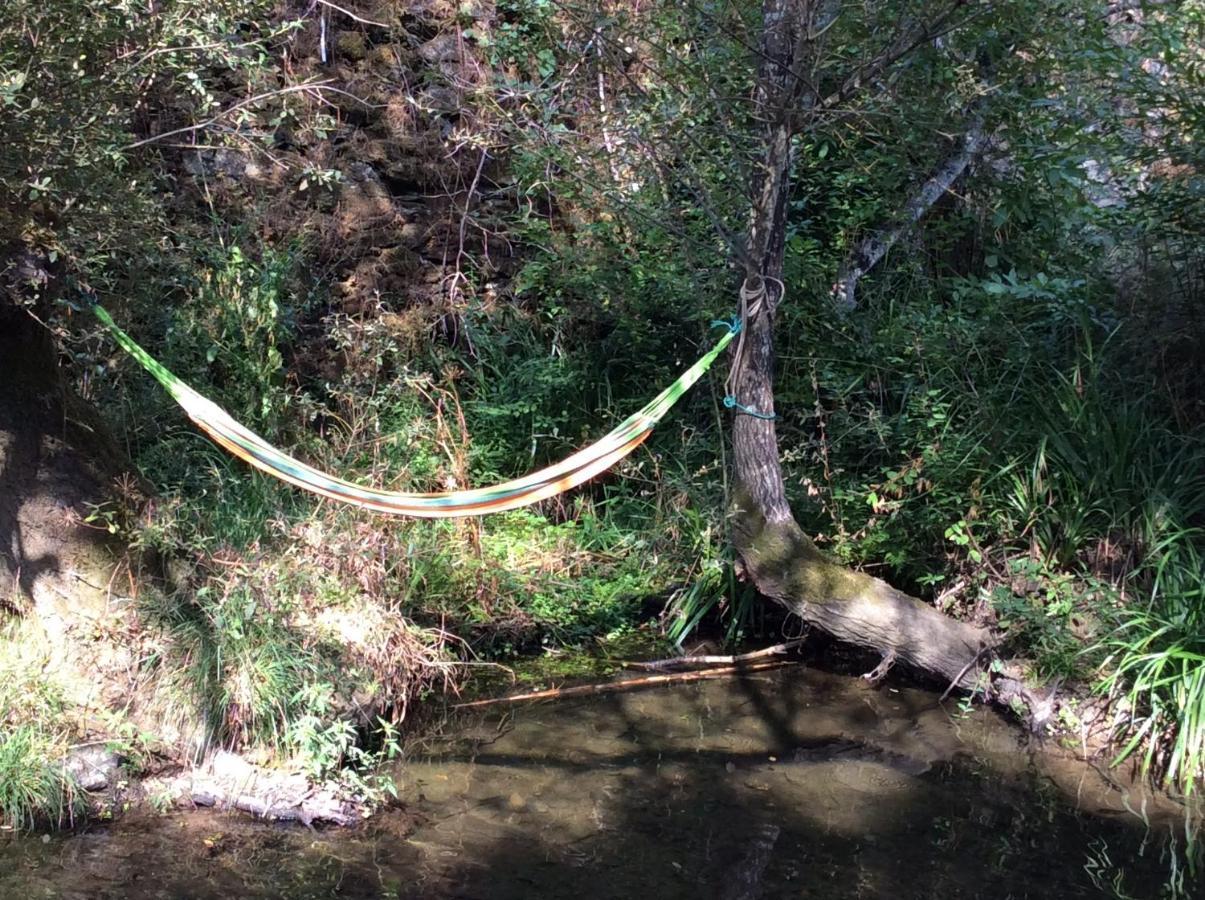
[{"xmin": 65, "ymin": 747, "xmax": 123, "ymax": 791}]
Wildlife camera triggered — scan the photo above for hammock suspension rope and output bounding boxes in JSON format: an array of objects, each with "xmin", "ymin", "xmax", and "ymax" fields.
[{"xmin": 718, "ymin": 276, "xmax": 778, "ymax": 420}]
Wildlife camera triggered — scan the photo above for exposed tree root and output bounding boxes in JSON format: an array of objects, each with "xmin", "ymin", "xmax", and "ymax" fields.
[
  {"xmin": 731, "ymin": 499, "xmax": 1064, "ymax": 731},
  {"xmin": 733, "ymin": 503, "xmax": 993, "ymax": 689}
]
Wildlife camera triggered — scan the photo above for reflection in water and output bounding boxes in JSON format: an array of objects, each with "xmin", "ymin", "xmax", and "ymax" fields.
[{"xmin": 0, "ymin": 667, "xmax": 1194, "ymax": 898}]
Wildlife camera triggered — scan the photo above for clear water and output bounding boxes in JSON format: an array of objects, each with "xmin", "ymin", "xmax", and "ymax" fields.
[{"xmin": 0, "ymin": 667, "xmax": 1194, "ymax": 898}]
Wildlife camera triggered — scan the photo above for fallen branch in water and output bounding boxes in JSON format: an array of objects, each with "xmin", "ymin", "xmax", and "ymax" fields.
[
  {"xmin": 452, "ymin": 659, "xmax": 797, "ymax": 709},
  {"xmin": 624, "ymin": 638, "xmax": 807, "ymax": 671}
]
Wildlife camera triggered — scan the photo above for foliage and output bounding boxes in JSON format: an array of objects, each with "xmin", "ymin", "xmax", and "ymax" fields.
[
  {"xmin": 286, "ymin": 686, "xmax": 404, "ymax": 805},
  {"xmin": 476, "ymin": 0, "xmax": 1205, "ymax": 794},
  {"xmin": 164, "ymin": 243, "xmax": 300, "ymax": 427},
  {"xmin": 0, "ymin": 625, "xmax": 82, "ymax": 830},
  {"xmin": 0, "ymin": 0, "xmax": 292, "ymax": 299}
]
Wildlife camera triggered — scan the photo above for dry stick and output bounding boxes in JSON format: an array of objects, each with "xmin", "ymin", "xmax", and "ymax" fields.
[
  {"xmin": 123, "ymin": 82, "xmax": 377, "ymax": 150},
  {"xmin": 453, "ymin": 660, "xmax": 796, "ymax": 710},
  {"xmin": 315, "ymin": 0, "xmax": 390, "ymax": 28},
  {"xmin": 624, "ymin": 638, "xmax": 807, "ymax": 671},
  {"xmin": 939, "ymin": 643, "xmax": 992, "ymax": 704}
]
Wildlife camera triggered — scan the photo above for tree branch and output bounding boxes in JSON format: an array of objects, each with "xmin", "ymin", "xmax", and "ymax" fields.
[
  {"xmin": 314, "ymin": 0, "xmax": 390, "ymax": 29},
  {"xmin": 832, "ymin": 111, "xmax": 987, "ymax": 310},
  {"xmin": 123, "ymin": 81, "xmax": 378, "ymax": 151},
  {"xmin": 818, "ymin": 1, "xmax": 976, "ymax": 114}
]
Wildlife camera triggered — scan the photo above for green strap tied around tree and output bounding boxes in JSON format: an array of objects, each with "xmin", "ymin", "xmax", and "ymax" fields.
[
  {"xmin": 91, "ymin": 304, "xmax": 738, "ymax": 518},
  {"xmin": 722, "ymin": 394, "xmax": 777, "ymax": 420}
]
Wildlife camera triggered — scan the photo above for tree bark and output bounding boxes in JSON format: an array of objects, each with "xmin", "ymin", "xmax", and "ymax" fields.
[{"xmin": 729, "ymin": 1, "xmax": 994, "ymax": 693}]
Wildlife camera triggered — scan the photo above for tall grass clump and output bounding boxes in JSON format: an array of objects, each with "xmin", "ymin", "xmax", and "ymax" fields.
[
  {"xmin": 0, "ymin": 624, "xmax": 82, "ymax": 829},
  {"xmin": 0, "ymin": 726, "xmax": 79, "ymax": 831},
  {"xmin": 140, "ymin": 581, "xmax": 335, "ymax": 751},
  {"xmin": 1008, "ymin": 346, "xmax": 1205, "ymax": 792},
  {"xmin": 1099, "ymin": 532, "xmax": 1205, "ymax": 794}
]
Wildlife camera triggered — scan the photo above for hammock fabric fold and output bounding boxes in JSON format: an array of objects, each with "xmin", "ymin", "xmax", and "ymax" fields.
[{"xmin": 93, "ymin": 305, "xmax": 735, "ymax": 518}]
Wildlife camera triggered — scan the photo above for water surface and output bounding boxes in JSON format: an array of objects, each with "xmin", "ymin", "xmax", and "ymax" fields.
[{"xmin": 0, "ymin": 666, "xmax": 1191, "ymax": 898}]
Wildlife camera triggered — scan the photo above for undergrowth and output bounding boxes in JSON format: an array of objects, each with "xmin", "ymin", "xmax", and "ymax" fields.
[
  {"xmin": 96, "ymin": 239, "xmax": 701, "ymax": 791},
  {"xmin": 88, "ymin": 137, "xmax": 1205, "ymax": 805},
  {"xmin": 0, "ymin": 622, "xmax": 83, "ymax": 830}
]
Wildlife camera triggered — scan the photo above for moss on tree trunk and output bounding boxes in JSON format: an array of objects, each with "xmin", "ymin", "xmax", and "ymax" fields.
[{"xmin": 731, "ymin": 485, "xmax": 991, "ymax": 690}]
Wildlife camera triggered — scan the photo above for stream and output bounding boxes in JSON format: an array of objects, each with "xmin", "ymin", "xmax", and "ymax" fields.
[{"xmin": 0, "ymin": 666, "xmax": 1196, "ymax": 899}]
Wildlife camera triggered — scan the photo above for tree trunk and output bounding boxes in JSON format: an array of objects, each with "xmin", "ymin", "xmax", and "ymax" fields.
[{"xmin": 729, "ymin": 1, "xmax": 993, "ymax": 693}]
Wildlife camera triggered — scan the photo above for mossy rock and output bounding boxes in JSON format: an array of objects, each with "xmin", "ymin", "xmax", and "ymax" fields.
[{"xmin": 336, "ymin": 31, "xmax": 368, "ymax": 62}]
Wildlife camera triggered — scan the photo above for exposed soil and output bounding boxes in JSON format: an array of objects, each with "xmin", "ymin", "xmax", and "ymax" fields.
[{"xmin": 0, "ymin": 303, "xmax": 139, "ymax": 713}]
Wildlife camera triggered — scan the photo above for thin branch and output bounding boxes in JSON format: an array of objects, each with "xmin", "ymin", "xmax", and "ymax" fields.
[
  {"xmin": 452, "ymin": 659, "xmax": 795, "ymax": 709},
  {"xmin": 625, "ymin": 638, "xmax": 806, "ymax": 671},
  {"xmin": 315, "ymin": 0, "xmax": 390, "ymax": 29},
  {"xmin": 818, "ymin": 1, "xmax": 976, "ymax": 114},
  {"xmin": 449, "ymin": 145, "xmax": 489, "ymax": 313},
  {"xmin": 123, "ymin": 81, "xmax": 377, "ymax": 150},
  {"xmin": 118, "ymin": 20, "xmax": 303, "ymax": 69},
  {"xmin": 939, "ymin": 644, "xmax": 992, "ymax": 703}
]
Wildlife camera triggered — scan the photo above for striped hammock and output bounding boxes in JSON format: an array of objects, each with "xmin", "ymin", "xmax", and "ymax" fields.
[{"xmin": 93, "ymin": 305, "xmax": 735, "ymax": 518}]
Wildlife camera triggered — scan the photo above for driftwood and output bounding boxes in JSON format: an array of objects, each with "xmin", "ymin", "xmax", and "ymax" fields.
[
  {"xmin": 190, "ymin": 789, "xmax": 358, "ymax": 827},
  {"xmin": 625, "ymin": 639, "xmax": 806, "ymax": 671},
  {"xmin": 453, "ymin": 659, "xmax": 796, "ymax": 710}
]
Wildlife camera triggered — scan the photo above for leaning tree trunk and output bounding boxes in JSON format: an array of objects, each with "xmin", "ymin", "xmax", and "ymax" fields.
[
  {"xmin": 832, "ymin": 112, "xmax": 988, "ymax": 311},
  {"xmin": 728, "ymin": 0, "xmax": 992, "ymax": 692}
]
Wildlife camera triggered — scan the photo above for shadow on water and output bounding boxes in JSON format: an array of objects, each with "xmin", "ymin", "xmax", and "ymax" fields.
[{"xmin": 0, "ymin": 666, "xmax": 1197, "ymax": 899}]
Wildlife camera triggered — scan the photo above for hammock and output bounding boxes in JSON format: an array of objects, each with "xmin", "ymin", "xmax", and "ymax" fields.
[{"xmin": 93, "ymin": 304, "xmax": 736, "ymax": 518}]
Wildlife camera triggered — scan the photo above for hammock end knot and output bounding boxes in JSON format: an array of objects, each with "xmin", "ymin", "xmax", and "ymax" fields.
[
  {"xmin": 723, "ymin": 395, "xmax": 778, "ymax": 420},
  {"xmin": 710, "ymin": 315, "xmax": 742, "ymax": 336}
]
